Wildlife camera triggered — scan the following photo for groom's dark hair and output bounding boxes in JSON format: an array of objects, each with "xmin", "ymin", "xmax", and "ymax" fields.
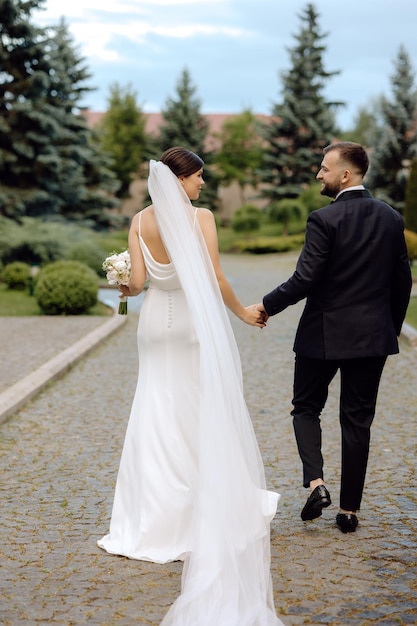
[{"xmin": 323, "ymin": 142, "xmax": 369, "ymax": 177}]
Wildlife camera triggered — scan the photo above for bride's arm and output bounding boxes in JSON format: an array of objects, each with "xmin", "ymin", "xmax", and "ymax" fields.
[
  {"xmin": 197, "ymin": 208, "xmax": 265, "ymax": 328},
  {"xmin": 120, "ymin": 213, "xmax": 146, "ymax": 297}
]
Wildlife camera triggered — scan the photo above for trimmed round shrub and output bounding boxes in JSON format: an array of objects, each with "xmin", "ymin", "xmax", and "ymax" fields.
[
  {"xmin": 39, "ymin": 260, "xmax": 98, "ymax": 282},
  {"xmin": 2, "ymin": 261, "xmax": 31, "ymax": 290},
  {"xmin": 231, "ymin": 204, "xmax": 262, "ymax": 233},
  {"xmin": 34, "ymin": 260, "xmax": 98, "ymax": 315}
]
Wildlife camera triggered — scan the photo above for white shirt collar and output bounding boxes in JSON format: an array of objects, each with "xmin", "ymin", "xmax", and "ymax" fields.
[{"xmin": 335, "ymin": 185, "xmax": 365, "ymax": 200}]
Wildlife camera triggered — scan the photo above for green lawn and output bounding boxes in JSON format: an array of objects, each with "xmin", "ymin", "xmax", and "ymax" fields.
[
  {"xmin": 1, "ymin": 278, "xmax": 416, "ymax": 330},
  {"xmin": 0, "ymin": 284, "xmax": 110, "ymax": 316}
]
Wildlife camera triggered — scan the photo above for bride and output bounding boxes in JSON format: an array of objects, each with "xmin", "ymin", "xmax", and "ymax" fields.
[{"xmin": 98, "ymin": 147, "xmax": 283, "ymax": 625}]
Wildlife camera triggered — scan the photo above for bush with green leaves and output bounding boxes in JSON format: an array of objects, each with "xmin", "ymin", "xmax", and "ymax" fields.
[
  {"xmin": 231, "ymin": 205, "xmax": 262, "ymax": 233},
  {"xmin": 0, "ymin": 218, "xmax": 72, "ymax": 266},
  {"xmin": 404, "ymin": 158, "xmax": 417, "ymax": 233},
  {"xmin": 234, "ymin": 234, "xmax": 305, "ymax": 254},
  {"xmin": 299, "ymin": 184, "xmax": 328, "ymax": 213},
  {"xmin": 34, "ymin": 260, "xmax": 98, "ymax": 315},
  {"xmin": 405, "ymin": 229, "xmax": 417, "ymax": 261},
  {"xmin": 0, "ymin": 217, "xmax": 112, "ymax": 273},
  {"xmin": 2, "ymin": 261, "xmax": 32, "ymax": 290},
  {"xmin": 67, "ymin": 242, "xmax": 107, "ymax": 276},
  {"xmin": 267, "ymin": 199, "xmax": 305, "ymax": 236}
]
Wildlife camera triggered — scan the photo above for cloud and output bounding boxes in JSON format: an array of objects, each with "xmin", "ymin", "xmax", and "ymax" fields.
[
  {"xmin": 33, "ymin": 0, "xmax": 417, "ymax": 128},
  {"xmin": 36, "ymin": 0, "xmax": 248, "ymax": 63}
]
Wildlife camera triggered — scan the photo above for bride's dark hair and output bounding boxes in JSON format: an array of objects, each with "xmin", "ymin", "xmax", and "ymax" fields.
[{"xmin": 160, "ymin": 146, "xmax": 204, "ymax": 178}]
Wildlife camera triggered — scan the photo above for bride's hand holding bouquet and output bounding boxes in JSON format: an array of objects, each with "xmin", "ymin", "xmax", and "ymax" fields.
[{"xmin": 102, "ymin": 250, "xmax": 131, "ymax": 315}]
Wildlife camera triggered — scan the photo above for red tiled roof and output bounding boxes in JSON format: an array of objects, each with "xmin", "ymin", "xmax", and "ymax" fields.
[{"xmin": 80, "ymin": 109, "xmax": 269, "ymax": 138}]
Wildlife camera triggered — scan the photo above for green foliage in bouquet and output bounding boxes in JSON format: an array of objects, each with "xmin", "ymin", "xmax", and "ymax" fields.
[
  {"xmin": 1, "ymin": 261, "xmax": 31, "ymax": 290},
  {"xmin": 34, "ymin": 261, "xmax": 98, "ymax": 315}
]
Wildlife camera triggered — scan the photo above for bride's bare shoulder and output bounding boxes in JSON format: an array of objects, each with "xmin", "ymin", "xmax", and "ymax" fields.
[
  {"xmin": 131, "ymin": 205, "xmax": 153, "ymax": 222},
  {"xmin": 137, "ymin": 205, "xmax": 153, "ymax": 217},
  {"xmin": 196, "ymin": 207, "xmax": 215, "ymax": 224}
]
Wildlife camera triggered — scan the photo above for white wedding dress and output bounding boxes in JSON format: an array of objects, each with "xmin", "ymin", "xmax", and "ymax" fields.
[
  {"xmin": 98, "ymin": 161, "xmax": 283, "ymax": 626},
  {"xmin": 98, "ymin": 232, "xmax": 201, "ymax": 562}
]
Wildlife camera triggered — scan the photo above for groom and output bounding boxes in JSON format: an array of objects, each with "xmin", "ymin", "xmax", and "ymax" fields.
[{"xmin": 256, "ymin": 142, "xmax": 411, "ymax": 533}]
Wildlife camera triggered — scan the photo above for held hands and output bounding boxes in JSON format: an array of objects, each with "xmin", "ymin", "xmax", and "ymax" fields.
[{"xmin": 243, "ymin": 303, "xmax": 268, "ymax": 328}]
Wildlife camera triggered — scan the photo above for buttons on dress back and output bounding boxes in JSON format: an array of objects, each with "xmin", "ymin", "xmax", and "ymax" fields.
[{"xmin": 167, "ymin": 291, "xmax": 173, "ymax": 328}]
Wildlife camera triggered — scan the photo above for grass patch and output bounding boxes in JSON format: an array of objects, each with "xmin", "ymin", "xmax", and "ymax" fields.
[
  {"xmin": 0, "ymin": 284, "xmax": 111, "ymax": 317},
  {"xmin": 217, "ymin": 222, "xmax": 305, "ymax": 253},
  {"xmin": 405, "ymin": 295, "xmax": 417, "ymax": 329}
]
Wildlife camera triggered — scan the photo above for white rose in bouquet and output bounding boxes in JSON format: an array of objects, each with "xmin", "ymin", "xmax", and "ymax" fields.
[{"xmin": 102, "ymin": 250, "xmax": 131, "ymax": 315}]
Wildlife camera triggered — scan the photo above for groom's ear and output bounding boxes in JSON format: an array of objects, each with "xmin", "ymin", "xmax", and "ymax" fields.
[{"xmin": 341, "ymin": 169, "xmax": 351, "ymax": 183}]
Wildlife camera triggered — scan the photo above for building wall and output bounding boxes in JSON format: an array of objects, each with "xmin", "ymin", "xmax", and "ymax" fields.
[{"xmin": 119, "ymin": 178, "xmax": 267, "ymax": 222}]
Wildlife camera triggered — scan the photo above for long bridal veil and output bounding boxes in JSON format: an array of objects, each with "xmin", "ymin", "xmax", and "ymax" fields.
[{"xmin": 148, "ymin": 161, "xmax": 282, "ymax": 626}]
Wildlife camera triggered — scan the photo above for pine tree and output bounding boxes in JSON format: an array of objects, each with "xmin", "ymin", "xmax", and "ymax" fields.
[
  {"xmin": 0, "ymin": 0, "xmax": 63, "ymax": 218},
  {"xmin": 340, "ymin": 100, "xmax": 384, "ymax": 147},
  {"xmin": 158, "ymin": 68, "xmax": 217, "ymax": 210},
  {"xmin": 367, "ymin": 46, "xmax": 417, "ymax": 212},
  {"xmin": 158, "ymin": 68, "xmax": 208, "ymax": 155},
  {"xmin": 0, "ymin": 4, "xmax": 118, "ymax": 225},
  {"xmin": 260, "ymin": 3, "xmax": 341, "ymax": 201},
  {"xmin": 39, "ymin": 18, "xmax": 120, "ymax": 225},
  {"xmin": 99, "ymin": 83, "xmax": 149, "ymax": 199}
]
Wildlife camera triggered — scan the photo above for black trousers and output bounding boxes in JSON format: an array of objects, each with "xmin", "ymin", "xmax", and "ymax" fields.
[{"xmin": 291, "ymin": 354, "xmax": 387, "ymax": 511}]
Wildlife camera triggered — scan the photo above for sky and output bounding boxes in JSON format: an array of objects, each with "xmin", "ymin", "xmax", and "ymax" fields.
[{"xmin": 33, "ymin": 0, "xmax": 417, "ymax": 131}]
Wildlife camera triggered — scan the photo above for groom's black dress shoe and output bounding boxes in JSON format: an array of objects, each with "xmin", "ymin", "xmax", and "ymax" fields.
[
  {"xmin": 301, "ymin": 485, "xmax": 331, "ymax": 521},
  {"xmin": 336, "ymin": 513, "xmax": 358, "ymax": 533}
]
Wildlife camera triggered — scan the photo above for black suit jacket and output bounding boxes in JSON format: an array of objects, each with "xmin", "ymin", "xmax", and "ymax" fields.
[{"xmin": 263, "ymin": 190, "xmax": 412, "ymax": 359}]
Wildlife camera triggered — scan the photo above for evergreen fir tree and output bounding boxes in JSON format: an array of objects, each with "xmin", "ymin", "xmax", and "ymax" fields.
[
  {"xmin": 340, "ymin": 102, "xmax": 383, "ymax": 146},
  {"xmin": 404, "ymin": 157, "xmax": 417, "ymax": 233},
  {"xmin": 37, "ymin": 17, "xmax": 119, "ymax": 225},
  {"xmin": 158, "ymin": 68, "xmax": 208, "ymax": 155},
  {"xmin": 98, "ymin": 82, "xmax": 149, "ymax": 199},
  {"xmin": 0, "ymin": 0, "xmax": 63, "ymax": 218},
  {"xmin": 0, "ymin": 4, "xmax": 118, "ymax": 225},
  {"xmin": 366, "ymin": 46, "xmax": 417, "ymax": 213},
  {"xmin": 157, "ymin": 68, "xmax": 218, "ymax": 210},
  {"xmin": 260, "ymin": 3, "xmax": 341, "ymax": 202}
]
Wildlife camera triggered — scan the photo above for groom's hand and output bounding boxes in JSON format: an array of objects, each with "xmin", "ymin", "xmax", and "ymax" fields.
[
  {"xmin": 248, "ymin": 303, "xmax": 269, "ymax": 323},
  {"xmin": 255, "ymin": 302, "xmax": 269, "ymax": 322}
]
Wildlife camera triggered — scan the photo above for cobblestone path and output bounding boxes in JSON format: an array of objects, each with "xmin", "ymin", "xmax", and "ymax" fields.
[{"xmin": 1, "ymin": 253, "xmax": 416, "ymax": 625}]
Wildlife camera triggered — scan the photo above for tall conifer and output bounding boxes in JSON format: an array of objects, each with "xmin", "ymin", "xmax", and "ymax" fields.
[
  {"xmin": 0, "ymin": 0, "xmax": 62, "ymax": 217},
  {"xmin": 260, "ymin": 3, "xmax": 341, "ymax": 201},
  {"xmin": 158, "ymin": 68, "xmax": 217, "ymax": 210},
  {"xmin": 367, "ymin": 46, "xmax": 417, "ymax": 213},
  {"xmin": 0, "ymin": 3, "xmax": 118, "ymax": 224}
]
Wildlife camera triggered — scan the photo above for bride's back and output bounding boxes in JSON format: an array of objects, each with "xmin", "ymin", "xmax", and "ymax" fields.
[{"xmin": 139, "ymin": 206, "xmax": 171, "ymax": 265}]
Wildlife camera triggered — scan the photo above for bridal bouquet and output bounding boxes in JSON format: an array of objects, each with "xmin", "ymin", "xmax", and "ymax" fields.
[{"xmin": 102, "ymin": 250, "xmax": 131, "ymax": 315}]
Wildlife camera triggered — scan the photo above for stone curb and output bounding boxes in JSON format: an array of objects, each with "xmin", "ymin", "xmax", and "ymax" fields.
[
  {"xmin": 0, "ymin": 312, "xmax": 415, "ymax": 427},
  {"xmin": 0, "ymin": 312, "xmax": 127, "ymax": 425}
]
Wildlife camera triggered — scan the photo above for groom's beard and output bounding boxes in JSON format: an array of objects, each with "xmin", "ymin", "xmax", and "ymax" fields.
[{"xmin": 320, "ymin": 181, "xmax": 341, "ymax": 199}]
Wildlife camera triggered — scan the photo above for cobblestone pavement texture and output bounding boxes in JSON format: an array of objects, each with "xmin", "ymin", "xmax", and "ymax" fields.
[{"xmin": 1, "ymin": 253, "xmax": 416, "ymax": 626}]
